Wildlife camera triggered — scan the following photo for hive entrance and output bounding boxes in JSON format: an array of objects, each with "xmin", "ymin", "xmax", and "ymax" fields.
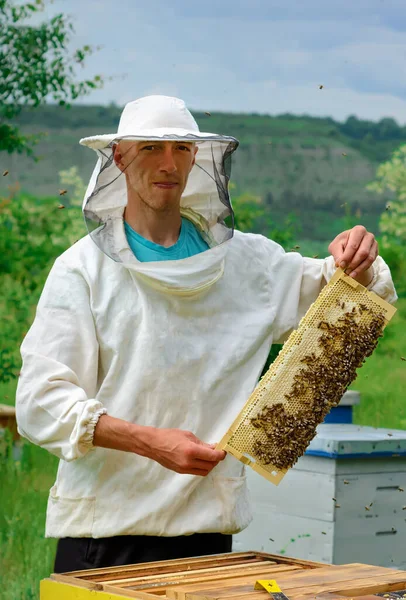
[{"xmin": 217, "ymin": 268, "xmax": 397, "ymax": 485}]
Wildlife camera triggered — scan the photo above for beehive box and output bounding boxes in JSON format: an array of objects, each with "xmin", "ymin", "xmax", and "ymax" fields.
[
  {"xmin": 41, "ymin": 552, "xmax": 324, "ymax": 599},
  {"xmin": 40, "ymin": 552, "xmax": 406, "ymax": 600},
  {"xmin": 234, "ymin": 425, "xmax": 406, "ymax": 569},
  {"xmin": 217, "ymin": 268, "xmax": 396, "ymax": 485}
]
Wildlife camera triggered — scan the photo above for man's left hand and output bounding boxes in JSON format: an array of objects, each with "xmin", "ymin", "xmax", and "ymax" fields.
[{"xmin": 328, "ymin": 225, "xmax": 378, "ymax": 287}]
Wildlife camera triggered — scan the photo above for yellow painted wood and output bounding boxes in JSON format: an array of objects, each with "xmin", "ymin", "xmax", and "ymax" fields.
[{"xmin": 40, "ymin": 578, "xmax": 147, "ymax": 600}]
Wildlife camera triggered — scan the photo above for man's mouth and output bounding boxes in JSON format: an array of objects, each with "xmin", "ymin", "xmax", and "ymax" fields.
[{"xmin": 153, "ymin": 182, "xmax": 178, "ymax": 189}]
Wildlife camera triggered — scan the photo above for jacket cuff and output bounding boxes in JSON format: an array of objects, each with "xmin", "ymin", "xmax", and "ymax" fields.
[
  {"xmin": 77, "ymin": 405, "xmax": 108, "ymax": 456},
  {"xmin": 323, "ymin": 255, "xmax": 397, "ymax": 304}
]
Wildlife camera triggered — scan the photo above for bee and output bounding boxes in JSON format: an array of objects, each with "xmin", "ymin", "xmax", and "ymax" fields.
[
  {"xmin": 365, "ymin": 506, "xmax": 370, "ymax": 511},
  {"xmin": 387, "ymin": 433, "xmax": 393, "ymax": 437},
  {"xmin": 312, "ymin": 254, "xmax": 319, "ymax": 259},
  {"xmin": 342, "ymin": 152, "xmax": 347, "ymax": 157},
  {"xmin": 335, "ymin": 504, "xmax": 341, "ymax": 508},
  {"xmin": 402, "ymin": 506, "xmax": 406, "ymax": 510},
  {"xmin": 401, "ymin": 357, "xmax": 406, "ymax": 362},
  {"xmin": 319, "ymin": 85, "xmax": 324, "ymax": 89},
  {"xmin": 386, "ymin": 203, "xmax": 391, "ymax": 211},
  {"xmin": 269, "ymin": 537, "xmax": 274, "ymax": 542},
  {"xmin": 2, "ymin": 170, "xmax": 9, "ymax": 176},
  {"xmin": 204, "ymin": 111, "xmax": 211, "ymax": 117},
  {"xmin": 59, "ymin": 189, "xmax": 68, "ymax": 196},
  {"xmin": 399, "ymin": 487, "xmax": 404, "ymax": 492},
  {"xmin": 332, "ymin": 497, "xmax": 337, "ymax": 502},
  {"xmin": 57, "ymin": 204, "xmax": 65, "ymax": 209},
  {"xmin": 340, "ymin": 202, "xmax": 347, "ymax": 208},
  {"xmin": 343, "ymin": 480, "xmax": 350, "ymax": 485},
  {"xmin": 321, "ymin": 531, "xmax": 327, "ymax": 535}
]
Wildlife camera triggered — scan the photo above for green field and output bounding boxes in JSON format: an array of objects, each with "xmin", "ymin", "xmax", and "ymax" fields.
[{"xmin": 1, "ymin": 298, "xmax": 405, "ymax": 600}]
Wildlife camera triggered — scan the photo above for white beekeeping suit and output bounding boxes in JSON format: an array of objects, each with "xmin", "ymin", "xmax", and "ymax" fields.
[{"xmin": 15, "ymin": 95, "xmax": 397, "ymax": 539}]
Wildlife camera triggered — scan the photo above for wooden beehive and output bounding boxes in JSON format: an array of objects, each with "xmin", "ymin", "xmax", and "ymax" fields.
[
  {"xmin": 40, "ymin": 552, "xmax": 406, "ymax": 600},
  {"xmin": 217, "ymin": 268, "xmax": 397, "ymax": 485}
]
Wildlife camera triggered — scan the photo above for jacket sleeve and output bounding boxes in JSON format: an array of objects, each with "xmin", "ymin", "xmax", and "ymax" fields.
[
  {"xmin": 15, "ymin": 257, "xmax": 107, "ymax": 461},
  {"xmin": 263, "ymin": 238, "xmax": 398, "ymax": 344}
]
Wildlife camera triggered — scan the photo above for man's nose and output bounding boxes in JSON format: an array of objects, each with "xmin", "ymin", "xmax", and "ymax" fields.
[{"xmin": 160, "ymin": 147, "xmax": 177, "ymax": 173}]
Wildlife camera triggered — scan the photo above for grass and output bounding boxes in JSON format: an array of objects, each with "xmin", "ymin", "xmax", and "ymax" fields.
[{"xmin": 0, "ymin": 300, "xmax": 405, "ymax": 600}]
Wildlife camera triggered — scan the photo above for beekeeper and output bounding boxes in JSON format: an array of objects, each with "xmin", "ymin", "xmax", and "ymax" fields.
[{"xmin": 16, "ymin": 95, "xmax": 397, "ymax": 573}]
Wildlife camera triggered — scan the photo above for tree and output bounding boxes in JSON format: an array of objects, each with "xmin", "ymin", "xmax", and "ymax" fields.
[
  {"xmin": 367, "ymin": 144, "xmax": 406, "ymax": 297},
  {"xmin": 0, "ymin": 0, "xmax": 104, "ymax": 155}
]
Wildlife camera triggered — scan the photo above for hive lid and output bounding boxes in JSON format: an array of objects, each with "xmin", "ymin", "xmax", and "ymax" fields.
[{"xmin": 305, "ymin": 423, "xmax": 406, "ymax": 458}]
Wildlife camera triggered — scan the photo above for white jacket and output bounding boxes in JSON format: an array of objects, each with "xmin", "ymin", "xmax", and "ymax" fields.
[{"xmin": 15, "ymin": 221, "xmax": 397, "ymax": 539}]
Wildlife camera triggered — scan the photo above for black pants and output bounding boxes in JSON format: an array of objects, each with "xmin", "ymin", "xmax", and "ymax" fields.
[{"xmin": 54, "ymin": 533, "xmax": 233, "ymax": 573}]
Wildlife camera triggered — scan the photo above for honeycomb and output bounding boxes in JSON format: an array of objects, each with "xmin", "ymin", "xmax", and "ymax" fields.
[{"xmin": 217, "ymin": 268, "xmax": 397, "ymax": 485}]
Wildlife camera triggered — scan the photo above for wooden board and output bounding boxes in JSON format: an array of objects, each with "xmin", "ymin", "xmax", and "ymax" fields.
[
  {"xmin": 49, "ymin": 552, "xmax": 323, "ymax": 599},
  {"xmin": 168, "ymin": 564, "xmax": 406, "ymax": 600}
]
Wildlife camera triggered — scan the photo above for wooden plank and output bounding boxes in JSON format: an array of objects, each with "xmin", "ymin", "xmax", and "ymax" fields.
[
  {"xmin": 40, "ymin": 578, "xmax": 160, "ymax": 599},
  {"xmin": 291, "ymin": 572, "xmax": 406, "ymax": 600},
  {"xmin": 101, "ymin": 560, "xmax": 278, "ymax": 587},
  {"xmin": 169, "ymin": 564, "xmax": 403, "ymax": 600},
  {"xmin": 140, "ymin": 565, "xmax": 302, "ymax": 597},
  {"xmin": 111, "ymin": 562, "xmax": 298, "ymax": 589},
  {"xmin": 59, "ymin": 553, "xmax": 271, "ymax": 581}
]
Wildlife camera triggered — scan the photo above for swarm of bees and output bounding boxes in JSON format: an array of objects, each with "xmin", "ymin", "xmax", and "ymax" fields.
[{"xmin": 249, "ymin": 303, "xmax": 386, "ymax": 471}]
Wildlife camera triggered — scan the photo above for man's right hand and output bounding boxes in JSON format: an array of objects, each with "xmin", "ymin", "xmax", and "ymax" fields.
[
  {"xmin": 93, "ymin": 415, "xmax": 226, "ymax": 476},
  {"xmin": 146, "ymin": 428, "xmax": 226, "ymax": 476}
]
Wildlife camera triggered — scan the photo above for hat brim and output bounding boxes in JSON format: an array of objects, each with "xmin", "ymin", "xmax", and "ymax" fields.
[{"xmin": 79, "ymin": 129, "xmax": 238, "ymax": 151}]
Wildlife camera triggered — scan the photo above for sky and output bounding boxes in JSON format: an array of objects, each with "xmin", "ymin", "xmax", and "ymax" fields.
[{"xmin": 40, "ymin": 0, "xmax": 406, "ymax": 123}]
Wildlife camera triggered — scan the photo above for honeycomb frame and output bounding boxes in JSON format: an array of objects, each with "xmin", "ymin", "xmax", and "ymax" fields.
[{"xmin": 217, "ymin": 268, "xmax": 397, "ymax": 485}]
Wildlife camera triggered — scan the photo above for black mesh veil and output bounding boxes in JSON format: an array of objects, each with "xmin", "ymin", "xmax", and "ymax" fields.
[{"xmin": 81, "ymin": 134, "xmax": 239, "ymax": 264}]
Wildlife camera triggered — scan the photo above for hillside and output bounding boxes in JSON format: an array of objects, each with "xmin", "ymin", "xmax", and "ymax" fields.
[{"xmin": 1, "ymin": 105, "xmax": 404, "ymax": 241}]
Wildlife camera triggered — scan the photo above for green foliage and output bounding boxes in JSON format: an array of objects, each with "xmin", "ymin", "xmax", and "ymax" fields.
[
  {"xmin": 0, "ymin": 432, "xmax": 58, "ymax": 600},
  {"xmin": 0, "ymin": 0, "xmax": 104, "ymax": 154},
  {"xmin": 0, "ymin": 181, "xmax": 86, "ymax": 383},
  {"xmin": 367, "ymin": 144, "xmax": 406, "ymax": 297}
]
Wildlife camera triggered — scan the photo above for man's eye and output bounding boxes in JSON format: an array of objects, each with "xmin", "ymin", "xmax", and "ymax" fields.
[
  {"xmin": 142, "ymin": 145, "xmax": 156, "ymax": 151},
  {"xmin": 178, "ymin": 145, "xmax": 191, "ymax": 152}
]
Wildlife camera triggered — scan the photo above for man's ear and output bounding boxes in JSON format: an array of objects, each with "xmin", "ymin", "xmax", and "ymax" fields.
[
  {"xmin": 113, "ymin": 143, "xmax": 124, "ymax": 171},
  {"xmin": 190, "ymin": 145, "xmax": 198, "ymax": 170}
]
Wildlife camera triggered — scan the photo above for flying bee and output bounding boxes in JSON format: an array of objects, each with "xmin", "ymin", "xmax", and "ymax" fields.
[
  {"xmin": 59, "ymin": 189, "xmax": 68, "ymax": 196},
  {"xmin": 312, "ymin": 254, "xmax": 319, "ymax": 258},
  {"xmin": 2, "ymin": 170, "xmax": 9, "ymax": 176},
  {"xmin": 57, "ymin": 204, "xmax": 65, "ymax": 209},
  {"xmin": 342, "ymin": 152, "xmax": 347, "ymax": 157},
  {"xmin": 365, "ymin": 506, "xmax": 370, "ymax": 511},
  {"xmin": 399, "ymin": 487, "xmax": 404, "ymax": 492},
  {"xmin": 343, "ymin": 480, "xmax": 350, "ymax": 485},
  {"xmin": 204, "ymin": 111, "xmax": 211, "ymax": 116},
  {"xmin": 401, "ymin": 357, "xmax": 406, "ymax": 362},
  {"xmin": 319, "ymin": 85, "xmax": 324, "ymax": 89}
]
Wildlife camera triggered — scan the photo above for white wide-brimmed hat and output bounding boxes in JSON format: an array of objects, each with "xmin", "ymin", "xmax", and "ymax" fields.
[
  {"xmin": 79, "ymin": 95, "xmax": 239, "ymax": 266},
  {"xmin": 80, "ymin": 95, "xmax": 237, "ymax": 150}
]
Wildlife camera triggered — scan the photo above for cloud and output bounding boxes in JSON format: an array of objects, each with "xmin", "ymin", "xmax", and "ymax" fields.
[{"xmin": 42, "ymin": 0, "xmax": 406, "ymax": 124}]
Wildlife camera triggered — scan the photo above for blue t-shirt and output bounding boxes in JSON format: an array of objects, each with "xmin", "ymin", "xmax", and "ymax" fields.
[{"xmin": 124, "ymin": 217, "xmax": 210, "ymax": 262}]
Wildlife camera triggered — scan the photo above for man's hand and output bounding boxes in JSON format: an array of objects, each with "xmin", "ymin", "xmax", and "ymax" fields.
[
  {"xmin": 93, "ymin": 415, "xmax": 226, "ymax": 477},
  {"xmin": 146, "ymin": 428, "xmax": 226, "ymax": 476},
  {"xmin": 328, "ymin": 225, "xmax": 378, "ymax": 287}
]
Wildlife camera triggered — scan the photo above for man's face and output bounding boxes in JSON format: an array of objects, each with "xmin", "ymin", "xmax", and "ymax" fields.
[{"xmin": 113, "ymin": 140, "xmax": 198, "ymax": 211}]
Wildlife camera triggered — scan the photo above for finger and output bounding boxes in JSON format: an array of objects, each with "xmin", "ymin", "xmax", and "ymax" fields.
[
  {"xmin": 347, "ymin": 241, "xmax": 378, "ymax": 279},
  {"xmin": 209, "ymin": 443, "xmax": 227, "ymax": 458},
  {"xmin": 179, "ymin": 468, "xmax": 210, "ymax": 476},
  {"xmin": 192, "ymin": 458, "xmax": 222, "ymax": 471},
  {"xmin": 344, "ymin": 235, "xmax": 376, "ymax": 274},
  {"xmin": 337, "ymin": 226, "xmax": 367, "ymax": 269},
  {"xmin": 193, "ymin": 444, "xmax": 226, "ymax": 462}
]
